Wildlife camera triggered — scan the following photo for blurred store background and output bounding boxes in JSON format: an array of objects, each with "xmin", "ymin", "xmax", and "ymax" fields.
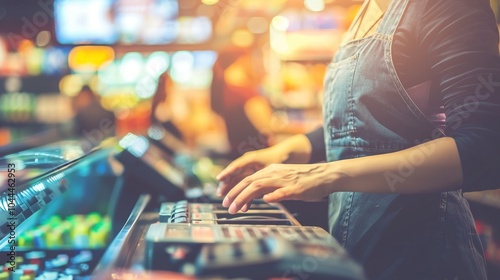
[
  {"xmin": 1, "ymin": 0, "xmax": 498, "ymax": 150},
  {"xmin": 0, "ymin": 0, "xmax": 500, "ymax": 276},
  {"xmin": 0, "ymin": 0, "xmax": 368, "ymax": 150}
]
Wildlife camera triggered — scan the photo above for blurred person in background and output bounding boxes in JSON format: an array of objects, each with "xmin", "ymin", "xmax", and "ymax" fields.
[
  {"xmin": 150, "ymin": 70, "xmax": 185, "ymax": 141},
  {"xmin": 151, "ymin": 70, "xmax": 224, "ymax": 149},
  {"xmin": 72, "ymin": 85, "xmax": 115, "ymax": 142},
  {"xmin": 210, "ymin": 47, "xmax": 273, "ymax": 159}
]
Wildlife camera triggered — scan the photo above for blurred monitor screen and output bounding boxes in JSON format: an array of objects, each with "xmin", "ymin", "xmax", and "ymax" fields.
[
  {"xmin": 54, "ymin": 0, "xmax": 186, "ymax": 45},
  {"xmin": 54, "ymin": 0, "xmax": 118, "ymax": 45},
  {"xmin": 116, "ymin": 0, "xmax": 179, "ymax": 44}
]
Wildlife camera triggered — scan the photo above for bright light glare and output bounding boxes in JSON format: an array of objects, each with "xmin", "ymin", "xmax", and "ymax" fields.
[
  {"xmin": 304, "ymin": 0, "xmax": 325, "ymax": 12},
  {"xmin": 120, "ymin": 52, "xmax": 144, "ymax": 82},
  {"xmin": 201, "ymin": 0, "xmax": 219, "ymax": 5},
  {"xmin": 271, "ymin": 16, "xmax": 289, "ymax": 32}
]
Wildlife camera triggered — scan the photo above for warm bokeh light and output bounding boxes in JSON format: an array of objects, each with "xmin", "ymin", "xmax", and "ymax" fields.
[
  {"xmin": 68, "ymin": 46, "xmax": 115, "ymax": 72},
  {"xmin": 36, "ymin": 31, "xmax": 52, "ymax": 47},
  {"xmin": 0, "ymin": 36, "xmax": 6, "ymax": 67},
  {"xmin": 100, "ymin": 91, "xmax": 140, "ymax": 110},
  {"xmin": 201, "ymin": 0, "xmax": 219, "ymax": 6},
  {"xmin": 240, "ymin": 0, "xmax": 287, "ymax": 12},
  {"xmin": 17, "ymin": 39, "xmax": 34, "ymax": 53},
  {"xmin": 59, "ymin": 74, "xmax": 85, "ymax": 97},
  {"xmin": 345, "ymin": 4, "xmax": 362, "ymax": 28},
  {"xmin": 231, "ymin": 29, "xmax": 254, "ymax": 48},
  {"xmin": 25, "ymin": 48, "xmax": 43, "ymax": 76},
  {"xmin": 196, "ymin": 4, "xmax": 215, "ymax": 18},
  {"xmin": 270, "ymin": 29, "xmax": 289, "ymax": 54},
  {"xmin": 247, "ymin": 17, "xmax": 269, "ymax": 34},
  {"xmin": 0, "ymin": 128, "xmax": 11, "ymax": 146},
  {"xmin": 271, "ymin": 16, "xmax": 290, "ymax": 32},
  {"xmin": 304, "ymin": 0, "xmax": 325, "ymax": 12}
]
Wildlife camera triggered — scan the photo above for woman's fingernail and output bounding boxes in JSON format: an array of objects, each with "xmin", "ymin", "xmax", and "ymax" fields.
[
  {"xmin": 222, "ymin": 197, "xmax": 229, "ymax": 207},
  {"xmin": 228, "ymin": 202, "xmax": 238, "ymax": 214},
  {"xmin": 241, "ymin": 204, "xmax": 248, "ymax": 212}
]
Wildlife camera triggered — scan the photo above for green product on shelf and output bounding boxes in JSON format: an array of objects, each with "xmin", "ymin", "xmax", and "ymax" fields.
[
  {"xmin": 66, "ymin": 214, "xmax": 85, "ymax": 224},
  {"xmin": 45, "ymin": 215, "xmax": 63, "ymax": 226},
  {"xmin": 73, "ymin": 223, "xmax": 90, "ymax": 248},
  {"xmin": 45, "ymin": 229, "xmax": 63, "ymax": 248},
  {"xmin": 18, "ymin": 232, "xmax": 33, "ymax": 247},
  {"xmin": 19, "ymin": 213, "xmax": 112, "ymax": 249},
  {"xmin": 89, "ymin": 228, "xmax": 106, "ymax": 248},
  {"xmin": 60, "ymin": 222, "xmax": 72, "ymax": 246},
  {"xmin": 86, "ymin": 212, "xmax": 102, "ymax": 228}
]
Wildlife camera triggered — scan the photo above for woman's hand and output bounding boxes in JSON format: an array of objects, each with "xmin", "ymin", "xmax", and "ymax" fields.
[
  {"xmin": 216, "ymin": 147, "xmax": 289, "ymax": 197},
  {"xmin": 216, "ymin": 134, "xmax": 314, "ymax": 212},
  {"xmin": 222, "ymin": 163, "xmax": 336, "ymax": 214}
]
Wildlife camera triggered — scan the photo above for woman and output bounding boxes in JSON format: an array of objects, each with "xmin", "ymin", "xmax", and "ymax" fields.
[
  {"xmin": 210, "ymin": 47, "xmax": 271, "ymax": 159},
  {"xmin": 217, "ymin": 0, "xmax": 500, "ymax": 279},
  {"xmin": 150, "ymin": 71, "xmax": 185, "ymax": 141}
]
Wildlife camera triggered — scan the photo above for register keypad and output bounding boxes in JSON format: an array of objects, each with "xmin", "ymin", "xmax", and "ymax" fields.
[{"xmin": 160, "ymin": 200, "xmax": 217, "ymax": 224}]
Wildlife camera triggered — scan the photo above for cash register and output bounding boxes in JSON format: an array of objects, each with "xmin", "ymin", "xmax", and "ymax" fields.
[
  {"xmin": 1, "ymin": 135, "xmax": 367, "ymax": 279},
  {"xmin": 112, "ymin": 133, "xmax": 366, "ymax": 279}
]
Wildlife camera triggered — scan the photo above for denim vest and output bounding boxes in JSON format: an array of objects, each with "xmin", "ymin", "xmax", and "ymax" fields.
[{"xmin": 323, "ymin": 0, "xmax": 487, "ymax": 279}]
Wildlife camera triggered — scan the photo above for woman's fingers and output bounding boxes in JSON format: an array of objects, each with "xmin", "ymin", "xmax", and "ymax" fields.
[
  {"xmin": 216, "ymin": 152, "xmax": 255, "ymax": 181},
  {"xmin": 216, "ymin": 159, "xmax": 246, "ymax": 182},
  {"xmin": 222, "ymin": 168, "xmax": 267, "ymax": 207},
  {"xmin": 241, "ymin": 201, "xmax": 252, "ymax": 212},
  {"xmin": 227, "ymin": 178, "xmax": 277, "ymax": 214}
]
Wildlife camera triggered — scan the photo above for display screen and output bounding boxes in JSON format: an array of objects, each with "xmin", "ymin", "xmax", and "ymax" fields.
[
  {"xmin": 119, "ymin": 134, "xmax": 184, "ymax": 188},
  {"xmin": 141, "ymin": 142, "xmax": 184, "ymax": 188},
  {"xmin": 115, "ymin": 0, "xmax": 178, "ymax": 45},
  {"xmin": 54, "ymin": 0, "xmax": 209, "ymax": 45},
  {"xmin": 54, "ymin": 0, "xmax": 119, "ymax": 45}
]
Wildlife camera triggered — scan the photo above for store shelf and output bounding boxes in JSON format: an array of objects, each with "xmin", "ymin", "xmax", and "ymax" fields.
[{"xmin": 464, "ymin": 191, "xmax": 500, "ymax": 209}]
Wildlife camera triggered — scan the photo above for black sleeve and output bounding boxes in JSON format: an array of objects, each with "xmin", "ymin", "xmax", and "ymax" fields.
[
  {"xmin": 305, "ymin": 127, "xmax": 327, "ymax": 163},
  {"xmin": 419, "ymin": 0, "xmax": 500, "ymax": 191}
]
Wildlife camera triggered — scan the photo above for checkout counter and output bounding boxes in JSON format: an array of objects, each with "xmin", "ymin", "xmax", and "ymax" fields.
[{"xmin": 0, "ymin": 129, "xmax": 366, "ymax": 280}]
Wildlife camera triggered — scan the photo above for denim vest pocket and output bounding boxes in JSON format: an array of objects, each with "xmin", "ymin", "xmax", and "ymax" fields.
[{"xmin": 323, "ymin": 52, "xmax": 360, "ymax": 140}]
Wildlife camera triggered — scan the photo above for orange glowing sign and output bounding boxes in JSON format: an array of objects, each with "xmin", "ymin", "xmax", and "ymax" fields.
[{"xmin": 68, "ymin": 46, "xmax": 115, "ymax": 71}]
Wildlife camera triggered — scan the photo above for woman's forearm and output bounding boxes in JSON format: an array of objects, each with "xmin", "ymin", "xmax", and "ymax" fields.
[
  {"xmin": 326, "ymin": 137, "xmax": 463, "ymax": 194},
  {"xmin": 275, "ymin": 134, "xmax": 313, "ymax": 164}
]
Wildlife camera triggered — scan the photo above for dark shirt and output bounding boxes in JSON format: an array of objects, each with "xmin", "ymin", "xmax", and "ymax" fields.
[
  {"xmin": 74, "ymin": 101, "xmax": 115, "ymax": 139},
  {"xmin": 308, "ymin": 0, "xmax": 500, "ymax": 191},
  {"xmin": 223, "ymin": 105, "xmax": 269, "ymax": 159}
]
